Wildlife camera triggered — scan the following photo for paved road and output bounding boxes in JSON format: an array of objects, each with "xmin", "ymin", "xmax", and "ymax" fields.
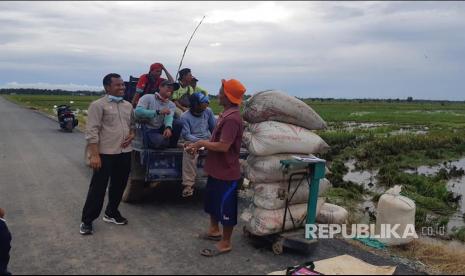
[{"xmin": 0, "ymin": 96, "xmax": 419, "ymax": 275}]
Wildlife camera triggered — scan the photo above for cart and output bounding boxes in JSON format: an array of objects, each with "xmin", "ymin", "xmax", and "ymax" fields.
[{"xmin": 243, "ymin": 157, "xmax": 326, "ymax": 255}]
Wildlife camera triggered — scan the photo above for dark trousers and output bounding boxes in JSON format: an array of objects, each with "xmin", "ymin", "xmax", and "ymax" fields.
[
  {"xmin": 81, "ymin": 152, "xmax": 131, "ymax": 224},
  {"xmin": 0, "ymin": 220, "xmax": 11, "ymax": 275},
  {"xmin": 144, "ymin": 119, "xmax": 183, "ymax": 149}
]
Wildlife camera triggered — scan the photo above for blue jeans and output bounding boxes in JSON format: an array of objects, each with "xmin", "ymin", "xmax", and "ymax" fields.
[{"xmin": 143, "ymin": 119, "xmax": 183, "ymax": 149}]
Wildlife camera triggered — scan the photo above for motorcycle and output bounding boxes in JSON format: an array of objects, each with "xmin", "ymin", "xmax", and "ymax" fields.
[{"xmin": 56, "ymin": 104, "xmax": 79, "ymax": 132}]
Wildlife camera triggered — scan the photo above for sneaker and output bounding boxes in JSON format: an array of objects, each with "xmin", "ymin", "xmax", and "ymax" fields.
[
  {"xmin": 80, "ymin": 223, "xmax": 93, "ymax": 235},
  {"xmin": 103, "ymin": 213, "xmax": 128, "ymax": 225}
]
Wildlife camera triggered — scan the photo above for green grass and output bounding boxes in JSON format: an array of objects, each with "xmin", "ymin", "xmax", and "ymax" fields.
[
  {"xmin": 3, "ymin": 94, "xmax": 223, "ymax": 114},
  {"xmin": 452, "ymin": 227, "xmax": 465, "ymax": 242},
  {"xmin": 3, "ymin": 95, "xmax": 101, "ymax": 130},
  {"xmin": 5, "ymin": 95, "xmax": 465, "ymax": 126},
  {"xmin": 307, "ymin": 100, "xmax": 465, "ymax": 128},
  {"xmin": 3, "ymin": 95, "xmax": 100, "ymax": 116}
]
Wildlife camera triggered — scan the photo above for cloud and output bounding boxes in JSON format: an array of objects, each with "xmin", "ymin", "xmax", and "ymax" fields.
[
  {"xmin": 203, "ymin": 2, "xmax": 291, "ymax": 24},
  {"xmin": 0, "ymin": 82, "xmax": 102, "ymax": 91},
  {"xmin": 0, "ymin": 1, "xmax": 464, "ymax": 100}
]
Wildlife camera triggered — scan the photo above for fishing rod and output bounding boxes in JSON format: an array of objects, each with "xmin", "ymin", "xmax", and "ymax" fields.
[{"xmin": 175, "ymin": 16, "xmax": 206, "ymax": 81}]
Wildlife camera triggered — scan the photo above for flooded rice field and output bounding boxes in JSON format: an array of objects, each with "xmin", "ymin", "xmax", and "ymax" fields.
[
  {"xmin": 344, "ymin": 158, "xmax": 465, "ymax": 231},
  {"xmin": 405, "ymin": 158, "xmax": 465, "ymax": 230}
]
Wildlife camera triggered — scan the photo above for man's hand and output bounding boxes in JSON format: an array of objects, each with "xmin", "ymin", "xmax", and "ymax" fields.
[
  {"xmin": 160, "ymin": 108, "xmax": 171, "ymax": 116},
  {"xmin": 122, "ymin": 133, "xmax": 135, "ymax": 149},
  {"xmin": 185, "ymin": 144, "xmax": 198, "ymax": 156},
  {"xmin": 186, "ymin": 141, "xmax": 205, "ymax": 155},
  {"xmin": 89, "ymin": 154, "xmax": 102, "ymax": 171},
  {"xmin": 163, "ymin": 128, "xmax": 173, "ymax": 139},
  {"xmin": 0, "ymin": 208, "xmax": 5, "ymax": 219}
]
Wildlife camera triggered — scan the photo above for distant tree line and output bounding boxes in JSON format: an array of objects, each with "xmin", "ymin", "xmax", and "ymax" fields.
[
  {"xmin": 0, "ymin": 88, "xmax": 104, "ymax": 96},
  {"xmin": 304, "ymin": 97, "xmax": 465, "ymax": 104}
]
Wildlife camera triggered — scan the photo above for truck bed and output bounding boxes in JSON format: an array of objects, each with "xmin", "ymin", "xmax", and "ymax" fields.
[{"xmin": 131, "ymin": 124, "xmax": 248, "ymax": 182}]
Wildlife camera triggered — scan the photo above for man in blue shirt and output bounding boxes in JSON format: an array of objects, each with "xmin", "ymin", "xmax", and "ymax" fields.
[
  {"xmin": 180, "ymin": 93, "xmax": 216, "ymax": 197},
  {"xmin": 0, "ymin": 208, "xmax": 11, "ymax": 276}
]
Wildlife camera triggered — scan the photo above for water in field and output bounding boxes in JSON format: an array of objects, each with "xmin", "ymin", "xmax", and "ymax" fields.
[
  {"xmin": 344, "ymin": 158, "xmax": 465, "ymax": 231},
  {"xmin": 405, "ymin": 158, "xmax": 465, "ymax": 231},
  {"xmin": 343, "ymin": 159, "xmax": 383, "ymax": 194},
  {"xmin": 342, "ymin": 122, "xmax": 389, "ymax": 131},
  {"xmin": 389, "ymin": 128, "xmax": 429, "ymax": 136}
]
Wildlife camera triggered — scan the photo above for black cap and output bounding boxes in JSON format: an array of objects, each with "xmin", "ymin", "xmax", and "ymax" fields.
[{"xmin": 160, "ymin": 80, "xmax": 180, "ymax": 91}]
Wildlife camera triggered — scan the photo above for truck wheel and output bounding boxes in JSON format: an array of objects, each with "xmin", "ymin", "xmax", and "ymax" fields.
[
  {"xmin": 122, "ymin": 179, "xmax": 146, "ymax": 203},
  {"xmin": 66, "ymin": 121, "xmax": 73, "ymax": 132}
]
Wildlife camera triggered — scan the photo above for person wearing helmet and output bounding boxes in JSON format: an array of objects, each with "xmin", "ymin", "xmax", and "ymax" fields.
[
  {"xmin": 180, "ymin": 92, "xmax": 217, "ymax": 198},
  {"xmin": 186, "ymin": 79, "xmax": 246, "ymax": 257},
  {"xmin": 132, "ymin": 63, "xmax": 174, "ymax": 107}
]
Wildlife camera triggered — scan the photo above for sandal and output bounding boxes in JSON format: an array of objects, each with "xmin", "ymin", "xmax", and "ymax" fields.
[
  {"xmin": 200, "ymin": 247, "xmax": 232, "ymax": 257},
  {"xmin": 197, "ymin": 233, "xmax": 222, "ymax": 241},
  {"xmin": 182, "ymin": 187, "xmax": 194, "ymax": 198}
]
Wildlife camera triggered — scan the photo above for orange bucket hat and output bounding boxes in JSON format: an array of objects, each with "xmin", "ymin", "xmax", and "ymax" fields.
[{"xmin": 222, "ymin": 79, "xmax": 246, "ymax": 105}]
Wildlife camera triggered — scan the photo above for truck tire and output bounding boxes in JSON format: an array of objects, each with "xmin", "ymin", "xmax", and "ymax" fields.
[
  {"xmin": 123, "ymin": 151, "xmax": 148, "ymax": 203},
  {"xmin": 122, "ymin": 179, "xmax": 146, "ymax": 203},
  {"xmin": 66, "ymin": 121, "xmax": 74, "ymax": 132}
]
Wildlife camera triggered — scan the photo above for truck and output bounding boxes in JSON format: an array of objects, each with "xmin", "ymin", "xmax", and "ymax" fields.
[{"xmin": 122, "ymin": 77, "xmax": 248, "ymax": 202}]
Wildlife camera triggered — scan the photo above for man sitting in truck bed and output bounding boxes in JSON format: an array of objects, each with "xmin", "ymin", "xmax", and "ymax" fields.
[
  {"xmin": 180, "ymin": 92, "xmax": 217, "ymax": 198},
  {"xmin": 131, "ymin": 63, "xmax": 175, "ymax": 108},
  {"xmin": 135, "ymin": 80, "xmax": 183, "ymax": 149},
  {"xmin": 172, "ymin": 68, "xmax": 208, "ymax": 118}
]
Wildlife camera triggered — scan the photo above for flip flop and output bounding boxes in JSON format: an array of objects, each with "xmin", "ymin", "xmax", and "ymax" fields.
[
  {"xmin": 201, "ymin": 247, "xmax": 232, "ymax": 257},
  {"xmin": 182, "ymin": 187, "xmax": 194, "ymax": 198},
  {"xmin": 197, "ymin": 233, "xmax": 222, "ymax": 241}
]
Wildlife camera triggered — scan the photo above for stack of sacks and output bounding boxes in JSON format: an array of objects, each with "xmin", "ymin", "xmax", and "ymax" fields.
[{"xmin": 241, "ymin": 90, "xmax": 331, "ymax": 236}]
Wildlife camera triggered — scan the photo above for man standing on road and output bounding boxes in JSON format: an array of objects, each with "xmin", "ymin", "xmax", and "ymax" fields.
[
  {"xmin": 80, "ymin": 73, "xmax": 135, "ymax": 235},
  {"xmin": 0, "ymin": 208, "xmax": 12, "ymax": 275},
  {"xmin": 180, "ymin": 92, "xmax": 216, "ymax": 198},
  {"xmin": 186, "ymin": 79, "xmax": 246, "ymax": 257}
]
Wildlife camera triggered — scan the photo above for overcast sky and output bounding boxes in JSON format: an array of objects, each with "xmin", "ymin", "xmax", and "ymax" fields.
[{"xmin": 1, "ymin": 1, "xmax": 464, "ymax": 100}]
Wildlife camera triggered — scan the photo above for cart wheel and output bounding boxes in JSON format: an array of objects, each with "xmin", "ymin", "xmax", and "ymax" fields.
[{"xmin": 272, "ymin": 238, "xmax": 284, "ymax": 255}]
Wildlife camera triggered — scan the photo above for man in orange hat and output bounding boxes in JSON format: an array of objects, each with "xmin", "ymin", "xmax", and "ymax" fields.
[
  {"xmin": 132, "ymin": 63, "xmax": 175, "ymax": 107},
  {"xmin": 186, "ymin": 78, "xmax": 246, "ymax": 257}
]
